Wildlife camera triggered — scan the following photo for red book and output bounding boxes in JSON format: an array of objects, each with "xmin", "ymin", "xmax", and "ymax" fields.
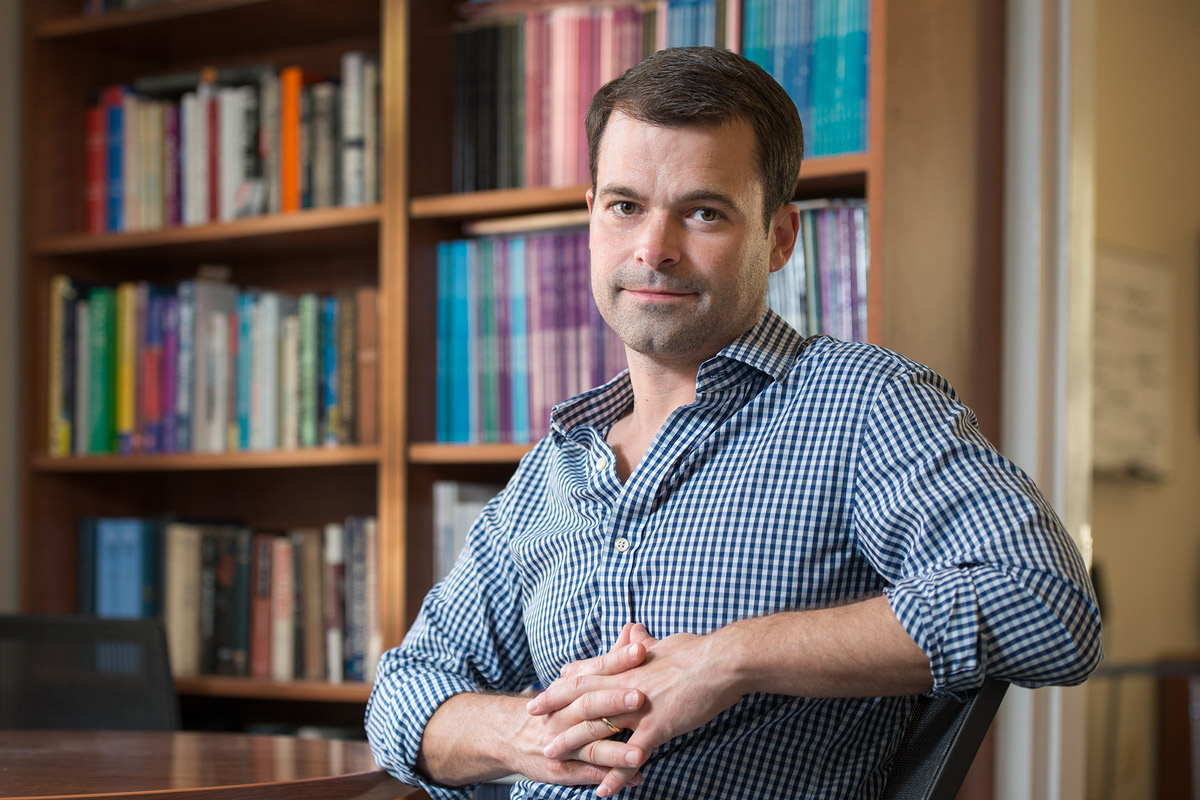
[
  {"xmin": 248, "ymin": 532, "xmax": 274, "ymax": 679},
  {"xmin": 207, "ymin": 90, "xmax": 220, "ymax": 223},
  {"xmin": 85, "ymin": 104, "xmax": 106, "ymax": 233}
]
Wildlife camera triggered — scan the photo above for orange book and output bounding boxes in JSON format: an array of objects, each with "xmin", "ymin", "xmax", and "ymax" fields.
[{"xmin": 279, "ymin": 66, "xmax": 303, "ymax": 212}]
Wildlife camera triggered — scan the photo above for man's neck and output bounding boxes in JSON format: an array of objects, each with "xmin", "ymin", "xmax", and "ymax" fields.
[{"xmin": 605, "ymin": 349, "xmax": 705, "ymax": 481}]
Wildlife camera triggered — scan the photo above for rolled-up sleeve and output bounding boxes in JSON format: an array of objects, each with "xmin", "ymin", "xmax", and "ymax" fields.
[
  {"xmin": 365, "ymin": 494, "xmax": 536, "ymax": 798},
  {"xmin": 853, "ymin": 368, "xmax": 1102, "ymax": 696}
]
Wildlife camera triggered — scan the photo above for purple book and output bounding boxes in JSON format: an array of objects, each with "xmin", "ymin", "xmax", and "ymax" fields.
[
  {"xmin": 494, "ymin": 236, "xmax": 513, "ymax": 442},
  {"xmin": 161, "ymin": 294, "xmax": 179, "ymax": 453},
  {"xmin": 164, "ymin": 103, "xmax": 182, "ymax": 228}
]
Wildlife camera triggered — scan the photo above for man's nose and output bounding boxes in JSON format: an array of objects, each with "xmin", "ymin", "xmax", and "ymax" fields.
[{"xmin": 634, "ymin": 214, "xmax": 681, "ymax": 270}]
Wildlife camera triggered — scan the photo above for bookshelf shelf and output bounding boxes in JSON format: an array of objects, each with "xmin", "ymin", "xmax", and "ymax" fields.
[
  {"xmin": 175, "ymin": 675, "xmax": 373, "ymax": 704},
  {"xmin": 408, "ymin": 442, "xmax": 533, "ymax": 465},
  {"xmin": 31, "ymin": 445, "xmax": 382, "ymax": 473},
  {"xmin": 35, "ymin": 205, "xmax": 382, "ymax": 259},
  {"xmin": 410, "ymin": 185, "xmax": 589, "ymax": 221}
]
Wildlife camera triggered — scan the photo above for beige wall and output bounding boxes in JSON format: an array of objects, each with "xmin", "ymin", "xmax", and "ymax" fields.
[
  {"xmin": 1088, "ymin": 0, "xmax": 1200, "ymax": 797},
  {"xmin": 0, "ymin": 0, "xmax": 20, "ymax": 613}
]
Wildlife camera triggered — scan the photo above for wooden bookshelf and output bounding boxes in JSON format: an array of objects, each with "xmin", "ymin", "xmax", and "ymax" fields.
[{"xmin": 18, "ymin": 0, "xmax": 1004, "ymax": 762}]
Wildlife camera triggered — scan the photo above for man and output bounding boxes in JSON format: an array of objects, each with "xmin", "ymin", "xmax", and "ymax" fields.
[{"xmin": 366, "ymin": 47, "xmax": 1101, "ymax": 799}]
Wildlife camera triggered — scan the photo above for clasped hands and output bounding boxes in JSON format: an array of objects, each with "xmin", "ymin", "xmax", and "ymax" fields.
[{"xmin": 520, "ymin": 622, "xmax": 743, "ymax": 798}]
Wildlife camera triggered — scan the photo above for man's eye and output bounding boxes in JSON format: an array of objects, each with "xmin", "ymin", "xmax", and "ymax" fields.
[
  {"xmin": 612, "ymin": 201, "xmax": 636, "ymax": 215},
  {"xmin": 695, "ymin": 208, "xmax": 721, "ymax": 222}
]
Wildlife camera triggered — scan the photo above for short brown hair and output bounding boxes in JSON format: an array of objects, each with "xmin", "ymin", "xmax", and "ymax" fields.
[{"xmin": 585, "ymin": 46, "xmax": 804, "ymax": 229}]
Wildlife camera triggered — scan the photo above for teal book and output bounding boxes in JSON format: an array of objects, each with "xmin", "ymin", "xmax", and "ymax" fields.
[{"xmin": 298, "ymin": 293, "xmax": 320, "ymax": 448}]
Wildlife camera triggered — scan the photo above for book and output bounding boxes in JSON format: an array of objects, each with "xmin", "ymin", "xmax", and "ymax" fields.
[
  {"xmin": 163, "ymin": 521, "xmax": 204, "ymax": 676},
  {"xmin": 249, "ymin": 532, "xmax": 275, "ymax": 679},
  {"xmin": 354, "ymin": 286, "xmax": 379, "ymax": 445},
  {"xmin": 270, "ymin": 534, "xmax": 295, "ymax": 681},
  {"xmin": 322, "ymin": 522, "xmax": 346, "ymax": 684},
  {"xmin": 86, "ymin": 286, "xmax": 117, "ymax": 454},
  {"xmin": 432, "ymin": 482, "xmax": 502, "ymax": 582}
]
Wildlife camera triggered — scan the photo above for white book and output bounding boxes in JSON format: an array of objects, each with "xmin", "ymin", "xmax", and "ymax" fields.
[
  {"xmin": 208, "ymin": 310, "xmax": 229, "ymax": 452},
  {"xmin": 364, "ymin": 516, "xmax": 382, "ymax": 682},
  {"xmin": 362, "ymin": 58, "xmax": 378, "ymax": 204},
  {"xmin": 189, "ymin": 278, "xmax": 238, "ymax": 453},
  {"xmin": 279, "ymin": 310, "xmax": 300, "ymax": 450},
  {"xmin": 340, "ymin": 50, "xmax": 366, "ymax": 207},
  {"xmin": 252, "ymin": 291, "xmax": 281, "ymax": 451},
  {"xmin": 218, "ymin": 85, "xmax": 244, "ymax": 223},
  {"xmin": 164, "ymin": 522, "xmax": 203, "ymax": 677}
]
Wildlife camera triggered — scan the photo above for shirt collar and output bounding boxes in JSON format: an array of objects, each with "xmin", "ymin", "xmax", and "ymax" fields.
[{"xmin": 551, "ymin": 309, "xmax": 812, "ymax": 438}]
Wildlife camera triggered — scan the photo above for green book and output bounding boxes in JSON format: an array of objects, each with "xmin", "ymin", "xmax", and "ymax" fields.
[
  {"xmin": 86, "ymin": 286, "xmax": 117, "ymax": 454},
  {"xmin": 298, "ymin": 293, "xmax": 319, "ymax": 448}
]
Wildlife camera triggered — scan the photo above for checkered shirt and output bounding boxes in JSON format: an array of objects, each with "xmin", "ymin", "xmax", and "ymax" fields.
[{"xmin": 366, "ymin": 310, "xmax": 1102, "ymax": 799}]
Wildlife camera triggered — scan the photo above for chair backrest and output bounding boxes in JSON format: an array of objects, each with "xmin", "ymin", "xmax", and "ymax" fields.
[
  {"xmin": 880, "ymin": 680, "xmax": 1009, "ymax": 800},
  {"xmin": 0, "ymin": 614, "xmax": 179, "ymax": 731}
]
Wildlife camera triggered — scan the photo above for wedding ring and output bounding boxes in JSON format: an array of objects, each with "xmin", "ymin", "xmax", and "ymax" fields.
[{"xmin": 599, "ymin": 717, "xmax": 621, "ymax": 734}]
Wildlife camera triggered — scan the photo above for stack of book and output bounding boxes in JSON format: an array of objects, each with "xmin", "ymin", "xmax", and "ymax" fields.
[
  {"xmin": 436, "ymin": 226, "xmax": 627, "ymax": 445},
  {"xmin": 46, "ymin": 273, "xmax": 379, "ymax": 457},
  {"xmin": 78, "ymin": 515, "xmax": 382, "ymax": 683},
  {"xmin": 767, "ymin": 199, "xmax": 869, "ymax": 341},
  {"xmin": 743, "ymin": 0, "xmax": 871, "ymax": 156},
  {"xmin": 87, "ymin": 51, "xmax": 379, "ymax": 234}
]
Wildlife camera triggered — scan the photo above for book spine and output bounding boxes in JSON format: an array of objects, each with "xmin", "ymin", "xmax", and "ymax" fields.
[
  {"xmin": 87, "ymin": 286, "xmax": 117, "ymax": 454},
  {"xmin": 281, "ymin": 312, "xmax": 301, "ymax": 450},
  {"xmin": 298, "ymin": 293, "xmax": 319, "ymax": 448},
  {"xmin": 175, "ymin": 280, "xmax": 195, "ymax": 452},
  {"xmin": 249, "ymin": 532, "xmax": 275, "ymax": 679},
  {"xmin": 74, "ymin": 299, "xmax": 91, "ymax": 455},
  {"xmin": 103, "ymin": 86, "xmax": 125, "ymax": 232},
  {"xmin": 48, "ymin": 276, "xmax": 70, "ymax": 457},
  {"xmin": 237, "ymin": 290, "xmax": 256, "ymax": 451},
  {"xmin": 163, "ymin": 523, "xmax": 202, "ymax": 677},
  {"xmin": 77, "ymin": 518, "xmax": 97, "ymax": 614},
  {"xmin": 336, "ymin": 290, "xmax": 356, "ymax": 445},
  {"xmin": 320, "ymin": 295, "xmax": 339, "ymax": 446},
  {"xmin": 322, "ymin": 522, "xmax": 345, "ymax": 684},
  {"xmin": 341, "ymin": 51, "xmax": 366, "ymax": 207},
  {"xmin": 355, "ymin": 286, "xmax": 379, "ymax": 445},
  {"xmin": 270, "ymin": 535, "xmax": 295, "ymax": 681},
  {"xmin": 86, "ymin": 104, "xmax": 106, "ymax": 233}
]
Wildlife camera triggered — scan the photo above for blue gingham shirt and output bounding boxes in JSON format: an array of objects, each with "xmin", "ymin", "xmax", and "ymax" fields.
[{"xmin": 366, "ymin": 310, "xmax": 1102, "ymax": 799}]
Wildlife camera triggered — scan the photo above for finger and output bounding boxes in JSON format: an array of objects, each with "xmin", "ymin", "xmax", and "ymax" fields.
[
  {"xmin": 560, "ymin": 736, "xmax": 644, "ymax": 771},
  {"xmin": 597, "ymin": 766, "xmax": 643, "ymax": 798},
  {"xmin": 627, "ymin": 623, "xmax": 657, "ymax": 646},
  {"xmin": 561, "ymin": 641, "xmax": 646, "ymax": 680},
  {"xmin": 543, "ymin": 710, "xmax": 641, "ymax": 760}
]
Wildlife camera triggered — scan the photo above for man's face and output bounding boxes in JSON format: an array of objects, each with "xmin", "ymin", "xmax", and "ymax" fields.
[{"xmin": 587, "ymin": 112, "xmax": 793, "ymax": 367}]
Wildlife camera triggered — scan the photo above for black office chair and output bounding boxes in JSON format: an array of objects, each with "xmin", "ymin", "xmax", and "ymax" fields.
[
  {"xmin": 880, "ymin": 679, "xmax": 1009, "ymax": 800},
  {"xmin": 0, "ymin": 614, "xmax": 179, "ymax": 731}
]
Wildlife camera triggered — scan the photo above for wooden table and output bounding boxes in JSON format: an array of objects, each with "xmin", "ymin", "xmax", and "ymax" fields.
[{"xmin": 0, "ymin": 730, "xmax": 420, "ymax": 799}]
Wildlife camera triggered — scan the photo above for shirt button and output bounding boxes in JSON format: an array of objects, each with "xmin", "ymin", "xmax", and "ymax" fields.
[{"xmin": 614, "ymin": 537, "xmax": 630, "ymax": 553}]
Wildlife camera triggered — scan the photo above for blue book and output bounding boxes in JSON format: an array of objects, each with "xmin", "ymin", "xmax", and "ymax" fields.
[
  {"xmin": 436, "ymin": 241, "xmax": 451, "ymax": 443},
  {"xmin": 320, "ymin": 295, "xmax": 339, "ymax": 446},
  {"xmin": 236, "ymin": 290, "xmax": 257, "ymax": 451},
  {"xmin": 508, "ymin": 237, "xmax": 529, "ymax": 442},
  {"xmin": 343, "ymin": 517, "xmax": 367, "ymax": 682},
  {"xmin": 101, "ymin": 86, "xmax": 128, "ymax": 232},
  {"xmin": 450, "ymin": 239, "xmax": 471, "ymax": 443},
  {"xmin": 95, "ymin": 517, "xmax": 144, "ymax": 619},
  {"xmin": 175, "ymin": 280, "xmax": 195, "ymax": 452}
]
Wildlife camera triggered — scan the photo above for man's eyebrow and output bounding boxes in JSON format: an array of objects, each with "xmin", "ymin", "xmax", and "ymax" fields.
[{"xmin": 595, "ymin": 185, "xmax": 741, "ymax": 210}]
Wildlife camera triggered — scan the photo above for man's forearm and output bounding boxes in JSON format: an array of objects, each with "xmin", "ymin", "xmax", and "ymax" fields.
[
  {"xmin": 417, "ymin": 693, "xmax": 529, "ymax": 786},
  {"xmin": 721, "ymin": 595, "xmax": 932, "ymax": 698}
]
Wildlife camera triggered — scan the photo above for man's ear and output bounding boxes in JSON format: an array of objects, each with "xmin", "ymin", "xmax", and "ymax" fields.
[
  {"xmin": 769, "ymin": 204, "xmax": 801, "ymax": 273},
  {"xmin": 586, "ymin": 187, "xmax": 595, "ymax": 214}
]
